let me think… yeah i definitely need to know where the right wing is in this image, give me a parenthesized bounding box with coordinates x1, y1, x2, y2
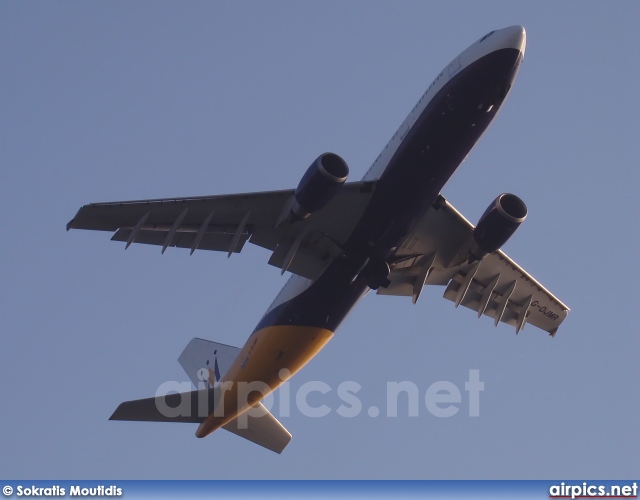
(67, 181, 376, 281)
(378, 195, 569, 336)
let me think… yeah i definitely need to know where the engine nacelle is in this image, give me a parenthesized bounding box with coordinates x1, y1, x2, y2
(291, 153, 349, 219)
(470, 193, 527, 261)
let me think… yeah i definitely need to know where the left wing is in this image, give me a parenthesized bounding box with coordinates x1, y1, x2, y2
(378, 195, 569, 336)
(67, 181, 376, 281)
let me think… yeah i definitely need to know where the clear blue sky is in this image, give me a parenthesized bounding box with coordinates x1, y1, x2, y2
(1, 2, 638, 479)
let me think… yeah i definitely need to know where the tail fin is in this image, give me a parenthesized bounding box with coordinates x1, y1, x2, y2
(178, 337, 240, 388)
(110, 337, 292, 454)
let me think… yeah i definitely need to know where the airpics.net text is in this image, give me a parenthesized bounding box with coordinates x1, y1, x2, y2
(154, 369, 485, 428)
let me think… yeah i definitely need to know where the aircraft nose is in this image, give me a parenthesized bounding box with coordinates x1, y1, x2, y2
(497, 25, 526, 55)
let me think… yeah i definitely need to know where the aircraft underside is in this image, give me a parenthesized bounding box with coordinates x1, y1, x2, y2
(69, 26, 568, 452)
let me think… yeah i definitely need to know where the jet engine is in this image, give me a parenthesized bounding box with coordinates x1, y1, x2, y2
(291, 153, 349, 219)
(469, 193, 527, 261)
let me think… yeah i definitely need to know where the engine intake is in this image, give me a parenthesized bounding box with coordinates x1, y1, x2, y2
(470, 193, 527, 261)
(291, 153, 349, 219)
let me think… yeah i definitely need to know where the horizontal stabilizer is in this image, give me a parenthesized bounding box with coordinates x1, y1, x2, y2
(110, 336, 293, 453)
(177, 337, 292, 452)
(222, 403, 292, 454)
(110, 388, 291, 453)
(110, 388, 216, 424)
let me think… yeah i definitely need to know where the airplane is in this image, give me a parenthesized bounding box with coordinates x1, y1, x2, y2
(67, 25, 569, 453)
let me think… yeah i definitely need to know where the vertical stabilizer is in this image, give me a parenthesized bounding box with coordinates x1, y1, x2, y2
(178, 337, 240, 388)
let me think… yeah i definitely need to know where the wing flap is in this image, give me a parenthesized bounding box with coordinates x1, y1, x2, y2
(110, 227, 249, 254)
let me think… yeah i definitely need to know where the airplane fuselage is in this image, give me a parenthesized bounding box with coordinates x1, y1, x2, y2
(196, 26, 527, 438)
